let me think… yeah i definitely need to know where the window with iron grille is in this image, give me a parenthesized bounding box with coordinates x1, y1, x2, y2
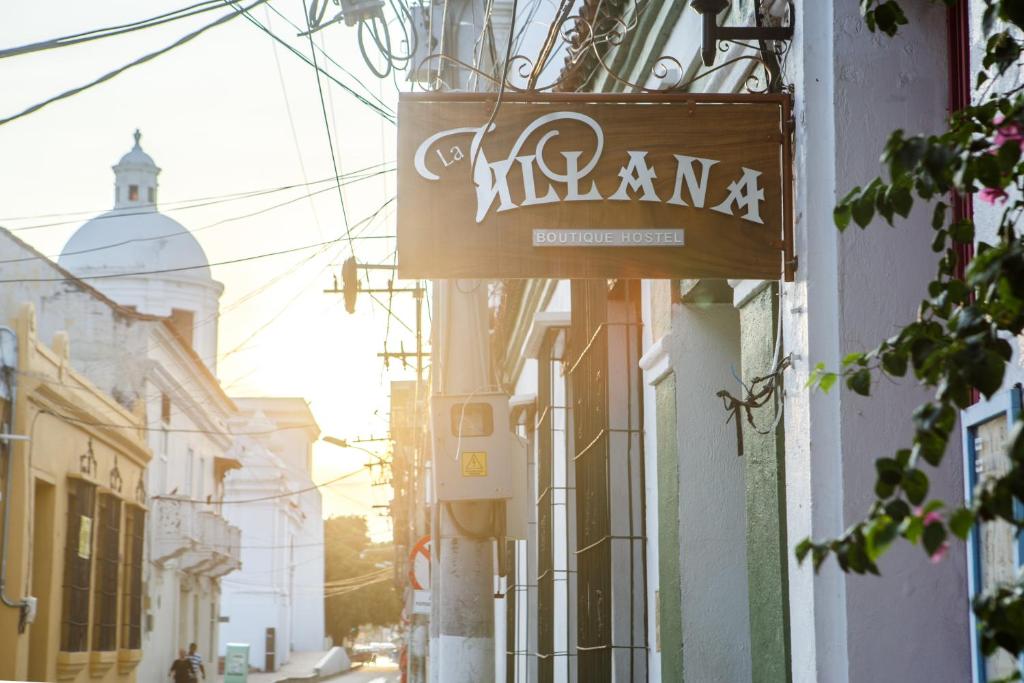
(537, 331, 555, 682)
(61, 478, 96, 652)
(93, 493, 121, 651)
(535, 327, 578, 682)
(505, 538, 517, 683)
(507, 402, 540, 683)
(569, 280, 648, 682)
(552, 343, 577, 683)
(122, 505, 145, 649)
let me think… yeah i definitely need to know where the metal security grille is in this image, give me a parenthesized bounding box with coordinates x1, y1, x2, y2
(537, 331, 555, 683)
(537, 328, 577, 682)
(568, 280, 648, 682)
(505, 538, 517, 683)
(122, 505, 145, 649)
(61, 478, 96, 652)
(93, 493, 121, 651)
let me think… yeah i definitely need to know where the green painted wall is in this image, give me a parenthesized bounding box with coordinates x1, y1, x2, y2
(656, 372, 683, 682)
(739, 284, 792, 683)
(650, 280, 673, 340)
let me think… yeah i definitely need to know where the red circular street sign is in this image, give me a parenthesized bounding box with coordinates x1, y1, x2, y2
(408, 535, 431, 590)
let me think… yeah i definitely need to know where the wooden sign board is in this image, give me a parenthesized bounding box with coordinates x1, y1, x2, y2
(397, 92, 793, 280)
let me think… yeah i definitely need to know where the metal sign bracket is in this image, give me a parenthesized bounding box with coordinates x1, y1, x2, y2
(692, 0, 795, 67)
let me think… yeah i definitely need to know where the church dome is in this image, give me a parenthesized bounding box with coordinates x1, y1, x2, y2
(59, 210, 213, 281)
(57, 131, 224, 372)
(58, 130, 217, 285)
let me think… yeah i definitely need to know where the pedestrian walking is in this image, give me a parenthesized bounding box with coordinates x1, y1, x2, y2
(169, 649, 195, 683)
(187, 642, 206, 680)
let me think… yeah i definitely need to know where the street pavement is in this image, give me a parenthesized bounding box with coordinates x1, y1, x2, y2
(323, 658, 400, 683)
(213, 651, 399, 683)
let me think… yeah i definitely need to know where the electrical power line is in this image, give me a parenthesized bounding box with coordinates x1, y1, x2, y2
(28, 405, 317, 437)
(302, 1, 357, 261)
(323, 575, 392, 599)
(1, 162, 393, 232)
(217, 197, 395, 362)
(0, 170, 394, 267)
(218, 243, 345, 361)
(265, 3, 394, 116)
(153, 464, 368, 504)
(1, 198, 397, 416)
(0, 0, 269, 127)
(229, 4, 396, 122)
(0, 227, 392, 284)
(0, 1, 250, 60)
(265, 5, 326, 241)
(323, 567, 392, 587)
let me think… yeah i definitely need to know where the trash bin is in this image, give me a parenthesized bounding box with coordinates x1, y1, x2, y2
(224, 643, 250, 683)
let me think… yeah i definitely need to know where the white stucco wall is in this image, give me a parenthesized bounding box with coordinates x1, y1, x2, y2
(138, 335, 234, 683)
(668, 304, 751, 683)
(638, 280, 662, 683)
(783, 3, 971, 682)
(220, 496, 289, 670)
(0, 230, 150, 406)
(87, 275, 222, 372)
(219, 409, 322, 670)
(290, 488, 326, 652)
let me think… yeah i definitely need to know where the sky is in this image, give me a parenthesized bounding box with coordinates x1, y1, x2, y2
(0, 1, 416, 541)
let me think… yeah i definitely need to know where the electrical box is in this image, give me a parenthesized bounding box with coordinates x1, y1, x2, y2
(339, 0, 384, 26)
(23, 596, 37, 625)
(431, 393, 516, 501)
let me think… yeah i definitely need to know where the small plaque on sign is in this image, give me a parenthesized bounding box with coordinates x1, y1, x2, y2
(413, 590, 432, 615)
(533, 228, 684, 247)
(461, 451, 487, 477)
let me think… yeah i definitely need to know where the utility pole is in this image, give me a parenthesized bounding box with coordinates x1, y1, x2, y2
(426, 3, 512, 681)
(325, 260, 431, 682)
(432, 279, 495, 683)
(408, 285, 428, 683)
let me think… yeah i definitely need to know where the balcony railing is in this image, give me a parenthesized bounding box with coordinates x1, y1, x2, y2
(209, 523, 242, 578)
(153, 497, 241, 576)
(152, 496, 198, 565)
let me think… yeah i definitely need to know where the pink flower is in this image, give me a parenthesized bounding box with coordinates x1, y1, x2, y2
(994, 114, 1024, 150)
(979, 186, 1009, 205)
(922, 511, 943, 526)
(929, 541, 950, 564)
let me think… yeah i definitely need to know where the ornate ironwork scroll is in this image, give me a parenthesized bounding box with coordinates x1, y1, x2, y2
(409, 0, 793, 95)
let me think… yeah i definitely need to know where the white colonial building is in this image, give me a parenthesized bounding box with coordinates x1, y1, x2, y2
(54, 131, 243, 682)
(219, 397, 325, 672)
(0, 131, 328, 679)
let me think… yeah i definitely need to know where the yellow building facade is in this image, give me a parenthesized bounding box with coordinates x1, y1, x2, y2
(0, 303, 151, 682)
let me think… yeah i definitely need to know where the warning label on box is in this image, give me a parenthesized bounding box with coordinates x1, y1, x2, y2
(461, 451, 487, 477)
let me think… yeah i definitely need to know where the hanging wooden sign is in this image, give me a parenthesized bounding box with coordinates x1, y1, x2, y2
(397, 92, 793, 280)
